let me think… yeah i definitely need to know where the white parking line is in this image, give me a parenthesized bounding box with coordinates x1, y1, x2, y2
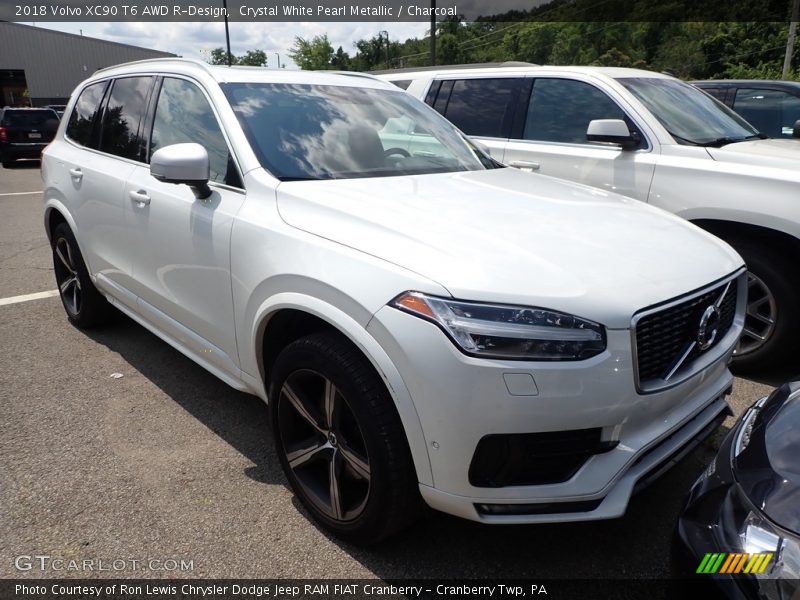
(0, 191, 42, 197)
(0, 290, 59, 307)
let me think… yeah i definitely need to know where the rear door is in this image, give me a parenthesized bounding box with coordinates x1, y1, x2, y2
(123, 75, 246, 372)
(503, 76, 657, 201)
(58, 76, 154, 308)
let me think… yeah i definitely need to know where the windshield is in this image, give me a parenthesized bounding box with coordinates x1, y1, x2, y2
(618, 77, 760, 146)
(223, 83, 490, 180)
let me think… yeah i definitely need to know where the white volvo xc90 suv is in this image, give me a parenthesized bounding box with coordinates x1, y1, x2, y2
(42, 59, 745, 543)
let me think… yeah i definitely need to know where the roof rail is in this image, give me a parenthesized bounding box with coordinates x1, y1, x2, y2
(370, 61, 537, 75)
(327, 71, 383, 81)
(93, 57, 214, 76)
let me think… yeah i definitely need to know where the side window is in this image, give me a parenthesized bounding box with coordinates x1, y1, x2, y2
(441, 78, 520, 138)
(150, 77, 241, 187)
(734, 88, 800, 138)
(99, 76, 153, 161)
(524, 78, 627, 144)
(66, 81, 108, 148)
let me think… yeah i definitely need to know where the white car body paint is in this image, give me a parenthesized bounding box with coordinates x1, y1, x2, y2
(42, 59, 745, 524)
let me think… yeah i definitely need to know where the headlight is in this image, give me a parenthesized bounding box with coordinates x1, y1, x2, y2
(738, 511, 800, 593)
(390, 292, 606, 360)
(733, 396, 769, 457)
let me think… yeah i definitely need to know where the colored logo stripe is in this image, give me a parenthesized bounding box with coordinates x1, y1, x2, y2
(697, 552, 774, 575)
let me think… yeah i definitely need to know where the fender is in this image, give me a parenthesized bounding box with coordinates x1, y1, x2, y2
(248, 292, 434, 487)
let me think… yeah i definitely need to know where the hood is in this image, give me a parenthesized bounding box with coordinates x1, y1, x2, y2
(736, 382, 800, 535)
(706, 138, 800, 170)
(276, 168, 743, 328)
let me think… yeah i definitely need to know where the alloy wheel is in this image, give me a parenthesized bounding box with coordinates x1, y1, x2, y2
(278, 369, 371, 522)
(735, 271, 777, 357)
(54, 237, 82, 316)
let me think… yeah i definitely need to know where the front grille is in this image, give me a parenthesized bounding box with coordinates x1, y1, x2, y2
(635, 277, 738, 388)
(469, 428, 618, 488)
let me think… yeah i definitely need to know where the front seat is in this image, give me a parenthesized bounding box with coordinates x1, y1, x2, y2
(347, 125, 385, 170)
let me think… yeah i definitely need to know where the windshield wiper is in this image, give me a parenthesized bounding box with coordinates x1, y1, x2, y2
(697, 133, 767, 147)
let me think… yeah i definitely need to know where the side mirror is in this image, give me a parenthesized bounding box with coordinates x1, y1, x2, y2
(793, 119, 800, 139)
(587, 119, 639, 149)
(150, 142, 212, 199)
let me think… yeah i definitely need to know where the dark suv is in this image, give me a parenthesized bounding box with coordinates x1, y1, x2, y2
(0, 107, 60, 167)
(692, 80, 800, 139)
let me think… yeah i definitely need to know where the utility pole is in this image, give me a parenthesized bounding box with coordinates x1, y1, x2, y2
(783, 0, 799, 79)
(274, 52, 281, 68)
(380, 30, 389, 68)
(430, 0, 436, 66)
(222, 0, 232, 66)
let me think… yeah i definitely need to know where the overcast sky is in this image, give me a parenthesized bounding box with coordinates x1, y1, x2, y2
(26, 22, 432, 68)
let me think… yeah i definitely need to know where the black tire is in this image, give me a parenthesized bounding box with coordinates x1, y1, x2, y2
(269, 332, 421, 544)
(51, 222, 115, 328)
(728, 241, 800, 372)
(2, 160, 13, 168)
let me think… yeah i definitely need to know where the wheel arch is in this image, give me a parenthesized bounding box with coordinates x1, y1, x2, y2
(690, 219, 800, 260)
(252, 293, 433, 486)
(43, 201, 75, 242)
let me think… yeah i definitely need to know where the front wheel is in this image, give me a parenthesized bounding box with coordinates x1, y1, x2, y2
(729, 242, 800, 372)
(269, 332, 421, 544)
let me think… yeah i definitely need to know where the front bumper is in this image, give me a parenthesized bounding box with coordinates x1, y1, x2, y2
(367, 304, 737, 524)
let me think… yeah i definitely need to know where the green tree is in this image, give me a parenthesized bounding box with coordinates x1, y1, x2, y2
(289, 35, 335, 70)
(239, 50, 268, 66)
(209, 47, 237, 65)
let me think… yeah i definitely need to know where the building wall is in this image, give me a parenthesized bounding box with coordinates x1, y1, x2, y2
(0, 22, 175, 105)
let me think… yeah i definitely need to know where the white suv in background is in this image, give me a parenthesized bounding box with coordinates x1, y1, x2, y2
(382, 65, 800, 371)
(43, 59, 744, 543)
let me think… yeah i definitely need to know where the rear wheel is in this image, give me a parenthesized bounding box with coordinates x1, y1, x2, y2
(51, 222, 114, 328)
(269, 332, 420, 544)
(729, 242, 800, 372)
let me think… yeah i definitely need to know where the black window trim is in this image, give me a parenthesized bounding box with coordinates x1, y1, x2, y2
(520, 75, 652, 152)
(63, 72, 246, 192)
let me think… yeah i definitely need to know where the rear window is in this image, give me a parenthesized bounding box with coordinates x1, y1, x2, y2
(3, 109, 58, 128)
(438, 78, 522, 138)
(66, 81, 108, 147)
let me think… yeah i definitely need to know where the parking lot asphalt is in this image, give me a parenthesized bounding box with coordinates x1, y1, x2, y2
(0, 162, 788, 583)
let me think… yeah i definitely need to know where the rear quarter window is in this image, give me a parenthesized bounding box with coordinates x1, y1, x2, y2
(66, 81, 109, 147)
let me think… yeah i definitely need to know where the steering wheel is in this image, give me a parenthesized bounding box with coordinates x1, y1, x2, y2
(383, 147, 411, 158)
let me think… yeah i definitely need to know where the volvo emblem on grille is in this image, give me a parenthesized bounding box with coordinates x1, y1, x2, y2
(697, 305, 721, 350)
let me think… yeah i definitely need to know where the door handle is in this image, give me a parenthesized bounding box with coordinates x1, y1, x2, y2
(129, 189, 151, 206)
(508, 160, 541, 171)
(68, 167, 83, 180)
